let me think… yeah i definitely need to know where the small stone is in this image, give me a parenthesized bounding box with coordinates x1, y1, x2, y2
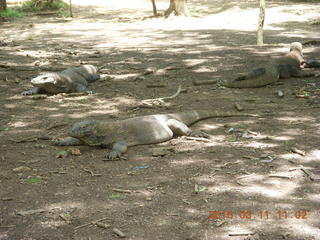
(56, 150, 69, 158)
(69, 148, 81, 156)
(277, 90, 284, 97)
(234, 102, 243, 111)
(13, 166, 32, 173)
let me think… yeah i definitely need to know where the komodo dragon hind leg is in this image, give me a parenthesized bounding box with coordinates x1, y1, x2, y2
(106, 140, 128, 160)
(235, 68, 266, 81)
(75, 84, 95, 94)
(53, 137, 83, 146)
(167, 119, 209, 138)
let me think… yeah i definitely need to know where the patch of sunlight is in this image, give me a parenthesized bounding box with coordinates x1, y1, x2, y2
(135, 190, 153, 197)
(0, 233, 8, 239)
(183, 59, 208, 67)
(280, 129, 304, 136)
(242, 182, 297, 199)
(112, 73, 140, 80)
(119, 4, 319, 32)
(71, 0, 166, 10)
(192, 66, 217, 73)
(4, 103, 20, 109)
(14, 50, 56, 58)
(226, 226, 254, 234)
(170, 157, 215, 167)
(5, 129, 42, 134)
(47, 201, 83, 210)
(280, 153, 302, 161)
(208, 174, 298, 199)
(154, 216, 173, 226)
(185, 221, 201, 228)
(9, 121, 33, 128)
(271, 136, 294, 141)
(241, 141, 278, 149)
(290, 222, 320, 237)
(308, 150, 320, 161)
(195, 175, 234, 184)
(199, 124, 222, 131)
(34, 107, 60, 111)
(306, 193, 320, 203)
(282, 150, 320, 163)
(276, 116, 314, 122)
(41, 220, 65, 228)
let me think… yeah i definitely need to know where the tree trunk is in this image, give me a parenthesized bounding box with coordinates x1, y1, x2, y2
(164, 0, 190, 18)
(69, 0, 73, 17)
(0, 0, 7, 11)
(257, 0, 265, 46)
(151, 0, 157, 16)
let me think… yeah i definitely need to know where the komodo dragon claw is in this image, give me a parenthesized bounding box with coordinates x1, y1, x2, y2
(106, 140, 128, 160)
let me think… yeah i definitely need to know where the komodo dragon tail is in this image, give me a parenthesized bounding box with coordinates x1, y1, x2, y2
(169, 110, 258, 126)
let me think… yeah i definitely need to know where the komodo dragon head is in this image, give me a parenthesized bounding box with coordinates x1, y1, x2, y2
(31, 73, 69, 93)
(69, 120, 109, 146)
(290, 42, 303, 55)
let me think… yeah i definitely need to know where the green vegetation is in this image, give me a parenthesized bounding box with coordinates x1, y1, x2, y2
(21, 0, 69, 12)
(0, 8, 21, 18)
(27, 177, 41, 184)
(0, 0, 70, 20)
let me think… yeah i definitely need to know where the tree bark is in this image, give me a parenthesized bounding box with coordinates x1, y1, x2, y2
(257, 0, 265, 46)
(150, 0, 157, 16)
(69, 0, 73, 17)
(0, 0, 7, 11)
(164, 0, 190, 18)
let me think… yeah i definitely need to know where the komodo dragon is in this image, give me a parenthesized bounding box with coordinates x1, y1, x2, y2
(54, 110, 256, 160)
(21, 65, 101, 95)
(223, 42, 317, 88)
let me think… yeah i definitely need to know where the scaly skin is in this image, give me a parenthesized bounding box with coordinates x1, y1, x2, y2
(223, 42, 317, 88)
(21, 65, 100, 95)
(54, 110, 257, 160)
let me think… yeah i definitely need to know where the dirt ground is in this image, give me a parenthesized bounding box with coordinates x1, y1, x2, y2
(1, 0, 320, 239)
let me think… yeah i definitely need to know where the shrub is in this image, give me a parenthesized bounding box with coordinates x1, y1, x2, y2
(21, 0, 69, 12)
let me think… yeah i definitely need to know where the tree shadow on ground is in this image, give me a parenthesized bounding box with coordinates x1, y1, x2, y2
(1, 2, 320, 239)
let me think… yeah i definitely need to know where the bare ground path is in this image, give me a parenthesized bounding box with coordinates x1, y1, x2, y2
(1, 0, 320, 239)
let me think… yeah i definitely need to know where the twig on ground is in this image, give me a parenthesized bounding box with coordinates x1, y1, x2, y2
(268, 174, 292, 179)
(184, 136, 211, 142)
(113, 188, 132, 194)
(0, 225, 15, 228)
(83, 168, 102, 177)
(112, 228, 126, 238)
(228, 231, 255, 236)
(142, 85, 181, 105)
(291, 147, 306, 156)
(74, 217, 110, 230)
